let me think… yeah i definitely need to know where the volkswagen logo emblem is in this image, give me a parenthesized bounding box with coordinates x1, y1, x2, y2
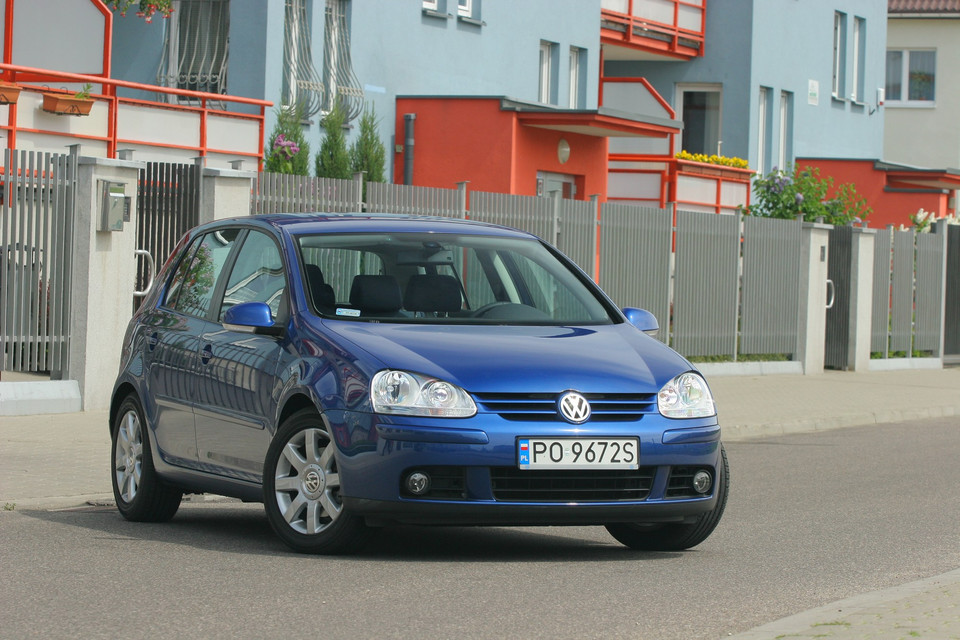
(557, 391, 591, 424)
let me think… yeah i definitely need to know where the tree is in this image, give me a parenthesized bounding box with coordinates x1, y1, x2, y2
(315, 102, 352, 180)
(350, 106, 386, 187)
(264, 106, 311, 176)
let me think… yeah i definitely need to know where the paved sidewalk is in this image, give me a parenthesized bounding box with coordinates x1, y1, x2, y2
(1, 367, 959, 638)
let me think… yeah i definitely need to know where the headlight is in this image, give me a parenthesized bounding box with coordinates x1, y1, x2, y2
(370, 370, 477, 418)
(657, 372, 716, 418)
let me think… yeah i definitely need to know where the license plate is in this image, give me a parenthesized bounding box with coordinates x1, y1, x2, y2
(517, 437, 639, 470)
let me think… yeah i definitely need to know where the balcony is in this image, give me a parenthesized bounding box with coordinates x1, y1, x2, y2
(601, 0, 706, 61)
(1, 64, 269, 170)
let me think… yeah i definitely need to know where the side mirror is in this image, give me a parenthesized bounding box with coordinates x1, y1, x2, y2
(623, 307, 659, 337)
(223, 301, 283, 337)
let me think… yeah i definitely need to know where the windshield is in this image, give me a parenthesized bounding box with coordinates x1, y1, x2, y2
(295, 232, 614, 325)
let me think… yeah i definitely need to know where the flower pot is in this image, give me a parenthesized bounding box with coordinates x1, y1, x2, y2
(42, 93, 93, 116)
(0, 82, 22, 105)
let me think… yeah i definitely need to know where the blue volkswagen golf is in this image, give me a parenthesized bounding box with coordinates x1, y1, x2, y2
(110, 213, 728, 554)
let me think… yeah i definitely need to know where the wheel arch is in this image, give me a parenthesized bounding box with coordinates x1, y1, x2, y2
(110, 382, 139, 435)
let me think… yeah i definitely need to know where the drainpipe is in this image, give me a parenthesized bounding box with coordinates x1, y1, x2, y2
(403, 113, 416, 185)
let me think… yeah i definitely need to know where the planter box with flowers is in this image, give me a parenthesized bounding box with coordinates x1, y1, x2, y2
(0, 81, 22, 105)
(675, 151, 752, 181)
(42, 84, 94, 116)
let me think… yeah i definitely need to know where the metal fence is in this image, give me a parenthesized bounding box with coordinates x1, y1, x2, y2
(135, 162, 201, 310)
(1, 148, 76, 375)
(945, 225, 960, 363)
(251, 172, 363, 214)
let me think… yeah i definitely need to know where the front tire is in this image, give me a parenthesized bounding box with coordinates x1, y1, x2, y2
(111, 394, 182, 522)
(606, 444, 729, 551)
(262, 408, 371, 554)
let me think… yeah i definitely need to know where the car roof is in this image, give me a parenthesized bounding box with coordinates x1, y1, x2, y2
(204, 213, 541, 241)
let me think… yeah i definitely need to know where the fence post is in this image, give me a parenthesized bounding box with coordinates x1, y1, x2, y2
(797, 221, 832, 374)
(202, 166, 258, 222)
(66, 153, 143, 410)
(457, 181, 469, 219)
(353, 172, 364, 211)
(847, 227, 876, 371)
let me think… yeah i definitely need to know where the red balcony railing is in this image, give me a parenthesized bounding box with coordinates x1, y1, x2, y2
(601, 0, 706, 60)
(1, 63, 271, 169)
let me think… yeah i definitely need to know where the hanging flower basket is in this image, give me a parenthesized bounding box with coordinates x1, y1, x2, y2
(677, 159, 753, 181)
(42, 93, 94, 116)
(0, 81, 22, 105)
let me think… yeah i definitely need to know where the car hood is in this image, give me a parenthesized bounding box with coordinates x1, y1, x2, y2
(321, 321, 693, 394)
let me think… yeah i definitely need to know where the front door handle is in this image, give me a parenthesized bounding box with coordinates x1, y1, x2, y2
(200, 344, 213, 365)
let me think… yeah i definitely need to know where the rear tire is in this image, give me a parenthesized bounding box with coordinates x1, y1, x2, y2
(111, 395, 182, 522)
(262, 408, 372, 554)
(606, 444, 729, 551)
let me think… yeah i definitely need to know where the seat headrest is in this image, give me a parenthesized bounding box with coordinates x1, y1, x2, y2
(349, 275, 403, 313)
(404, 274, 462, 313)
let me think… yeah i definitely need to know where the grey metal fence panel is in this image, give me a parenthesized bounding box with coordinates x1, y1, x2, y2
(741, 216, 802, 356)
(597, 203, 671, 338)
(890, 229, 914, 352)
(556, 199, 597, 278)
(945, 225, 960, 358)
(136, 162, 201, 310)
(365, 182, 464, 217)
(914, 231, 944, 353)
(673, 210, 739, 357)
(871, 228, 892, 353)
(1, 148, 75, 375)
(469, 191, 556, 243)
(251, 172, 362, 214)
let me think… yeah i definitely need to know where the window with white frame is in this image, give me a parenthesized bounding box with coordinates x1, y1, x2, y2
(457, 0, 472, 17)
(422, 0, 439, 10)
(850, 17, 865, 102)
(778, 91, 793, 170)
(832, 11, 846, 99)
(886, 49, 936, 104)
(757, 86, 770, 175)
(678, 85, 722, 157)
(539, 41, 557, 105)
(569, 47, 586, 109)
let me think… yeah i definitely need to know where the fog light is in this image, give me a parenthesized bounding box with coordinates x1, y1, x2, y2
(692, 470, 712, 494)
(406, 471, 431, 496)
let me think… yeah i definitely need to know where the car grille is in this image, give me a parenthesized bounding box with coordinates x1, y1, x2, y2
(490, 467, 656, 502)
(473, 392, 657, 422)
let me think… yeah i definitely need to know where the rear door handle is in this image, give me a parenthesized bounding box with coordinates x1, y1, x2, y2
(200, 344, 213, 365)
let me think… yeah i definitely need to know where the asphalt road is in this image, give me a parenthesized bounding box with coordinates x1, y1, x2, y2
(2, 418, 959, 640)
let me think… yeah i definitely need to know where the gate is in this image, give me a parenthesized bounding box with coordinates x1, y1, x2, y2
(135, 162, 201, 308)
(0, 148, 77, 376)
(824, 225, 853, 369)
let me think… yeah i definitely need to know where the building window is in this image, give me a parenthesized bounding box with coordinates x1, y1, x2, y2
(886, 49, 936, 104)
(539, 41, 557, 105)
(851, 17, 865, 102)
(569, 47, 586, 109)
(757, 86, 770, 175)
(778, 91, 793, 170)
(457, 0, 472, 17)
(157, 0, 230, 101)
(678, 85, 722, 157)
(422, 0, 439, 10)
(832, 11, 846, 99)
(282, 0, 325, 117)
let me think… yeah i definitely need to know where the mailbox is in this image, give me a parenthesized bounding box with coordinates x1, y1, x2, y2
(99, 181, 130, 232)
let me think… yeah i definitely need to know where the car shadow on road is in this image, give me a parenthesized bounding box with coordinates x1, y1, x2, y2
(19, 502, 687, 563)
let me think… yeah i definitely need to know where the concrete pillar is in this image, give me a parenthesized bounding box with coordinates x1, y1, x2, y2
(847, 228, 876, 371)
(200, 167, 257, 223)
(67, 156, 143, 410)
(798, 222, 831, 374)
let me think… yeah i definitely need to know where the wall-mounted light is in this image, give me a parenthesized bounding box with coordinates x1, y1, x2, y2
(558, 138, 570, 164)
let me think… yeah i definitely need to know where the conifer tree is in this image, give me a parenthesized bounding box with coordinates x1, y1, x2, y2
(315, 101, 352, 179)
(350, 106, 386, 188)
